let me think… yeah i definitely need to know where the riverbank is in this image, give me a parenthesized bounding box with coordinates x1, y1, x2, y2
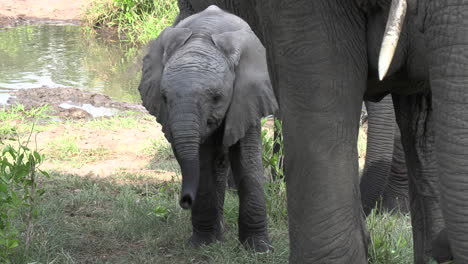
(0, 0, 86, 27)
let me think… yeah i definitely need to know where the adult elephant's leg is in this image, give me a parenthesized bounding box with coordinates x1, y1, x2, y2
(392, 92, 445, 263)
(426, 1, 468, 262)
(229, 122, 271, 252)
(360, 95, 397, 215)
(189, 140, 224, 246)
(381, 129, 409, 214)
(257, 1, 368, 262)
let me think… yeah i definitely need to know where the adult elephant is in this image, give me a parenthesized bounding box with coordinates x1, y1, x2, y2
(228, 96, 411, 217)
(360, 95, 409, 216)
(175, 0, 468, 263)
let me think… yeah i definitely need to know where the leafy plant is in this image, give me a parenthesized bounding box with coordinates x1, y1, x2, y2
(261, 117, 284, 181)
(0, 126, 49, 262)
(83, 0, 178, 44)
(114, 0, 159, 17)
(151, 204, 171, 220)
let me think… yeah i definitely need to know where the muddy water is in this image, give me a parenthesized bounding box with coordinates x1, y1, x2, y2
(0, 25, 143, 104)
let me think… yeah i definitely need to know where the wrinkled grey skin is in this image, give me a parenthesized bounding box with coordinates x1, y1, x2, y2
(360, 95, 409, 216)
(138, 6, 277, 252)
(228, 97, 411, 217)
(177, 0, 468, 263)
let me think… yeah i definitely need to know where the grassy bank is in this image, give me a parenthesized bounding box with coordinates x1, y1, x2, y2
(1, 105, 414, 263)
(83, 0, 178, 44)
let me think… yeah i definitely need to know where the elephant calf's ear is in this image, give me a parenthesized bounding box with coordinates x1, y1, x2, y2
(212, 30, 278, 146)
(138, 26, 192, 141)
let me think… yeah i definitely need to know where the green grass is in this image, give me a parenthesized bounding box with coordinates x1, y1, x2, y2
(5, 171, 414, 264)
(1, 106, 153, 136)
(0, 104, 50, 121)
(1, 106, 417, 263)
(147, 154, 180, 174)
(7, 172, 289, 263)
(69, 111, 153, 130)
(83, 0, 179, 44)
(143, 137, 173, 156)
(367, 210, 413, 263)
(144, 137, 180, 173)
(46, 135, 81, 158)
(46, 135, 112, 168)
(0, 104, 55, 139)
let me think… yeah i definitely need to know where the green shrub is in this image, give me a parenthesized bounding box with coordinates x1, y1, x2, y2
(0, 127, 49, 262)
(83, 0, 179, 44)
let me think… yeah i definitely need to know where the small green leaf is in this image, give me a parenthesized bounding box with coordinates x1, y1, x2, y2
(38, 169, 50, 178)
(153, 204, 170, 219)
(7, 239, 19, 249)
(33, 151, 41, 163)
(0, 183, 7, 194)
(21, 146, 30, 151)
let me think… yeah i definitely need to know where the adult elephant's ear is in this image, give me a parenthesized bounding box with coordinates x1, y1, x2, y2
(212, 29, 278, 146)
(138, 26, 192, 141)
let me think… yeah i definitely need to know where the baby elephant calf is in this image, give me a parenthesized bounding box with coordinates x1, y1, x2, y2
(138, 5, 278, 252)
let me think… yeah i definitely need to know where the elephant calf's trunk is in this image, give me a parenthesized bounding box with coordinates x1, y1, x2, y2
(178, 158, 200, 210)
(171, 117, 201, 209)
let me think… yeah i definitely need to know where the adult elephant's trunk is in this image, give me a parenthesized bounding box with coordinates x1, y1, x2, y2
(171, 112, 201, 210)
(426, 1, 468, 262)
(360, 96, 396, 215)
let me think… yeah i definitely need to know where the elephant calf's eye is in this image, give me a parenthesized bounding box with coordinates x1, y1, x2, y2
(213, 94, 221, 103)
(207, 119, 216, 126)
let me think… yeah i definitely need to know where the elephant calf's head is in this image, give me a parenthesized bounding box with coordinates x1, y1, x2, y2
(160, 39, 235, 142)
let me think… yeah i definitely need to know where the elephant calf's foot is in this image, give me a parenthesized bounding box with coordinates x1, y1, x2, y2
(188, 232, 223, 248)
(240, 234, 273, 253)
(431, 229, 453, 263)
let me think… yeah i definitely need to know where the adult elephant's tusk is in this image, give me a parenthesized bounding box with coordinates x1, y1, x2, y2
(378, 0, 407, 80)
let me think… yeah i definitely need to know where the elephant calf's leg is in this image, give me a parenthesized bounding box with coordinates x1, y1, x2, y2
(213, 154, 229, 233)
(393, 92, 447, 263)
(229, 123, 271, 252)
(189, 142, 225, 247)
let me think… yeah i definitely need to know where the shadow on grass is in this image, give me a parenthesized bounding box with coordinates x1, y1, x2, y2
(8, 169, 414, 264)
(10, 171, 289, 264)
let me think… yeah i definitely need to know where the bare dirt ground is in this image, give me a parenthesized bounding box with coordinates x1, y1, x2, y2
(37, 120, 176, 181)
(0, 0, 87, 27)
(3, 87, 176, 181)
